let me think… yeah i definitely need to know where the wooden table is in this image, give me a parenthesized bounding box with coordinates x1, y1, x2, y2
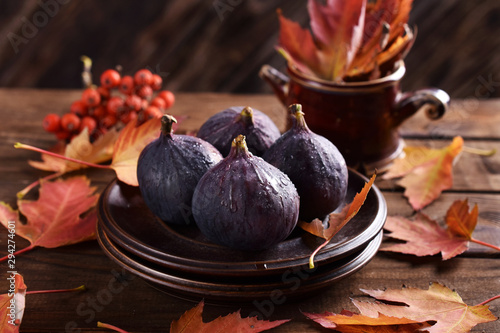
(1, 89, 499, 332)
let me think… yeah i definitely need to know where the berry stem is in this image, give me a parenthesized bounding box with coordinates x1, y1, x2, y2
(97, 322, 130, 333)
(26, 285, 85, 295)
(17, 172, 62, 199)
(470, 237, 500, 252)
(477, 294, 500, 306)
(14, 142, 112, 170)
(0, 244, 36, 263)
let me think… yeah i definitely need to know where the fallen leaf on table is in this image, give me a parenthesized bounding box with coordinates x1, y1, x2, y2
(383, 136, 464, 210)
(353, 283, 497, 333)
(170, 300, 289, 333)
(0, 273, 26, 333)
(0, 176, 98, 260)
(28, 127, 119, 173)
(304, 309, 429, 332)
(380, 199, 489, 260)
(302, 173, 376, 268)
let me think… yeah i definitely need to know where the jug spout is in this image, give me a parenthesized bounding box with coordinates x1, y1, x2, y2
(259, 65, 289, 106)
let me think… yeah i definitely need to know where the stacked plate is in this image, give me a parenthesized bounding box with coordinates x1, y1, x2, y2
(96, 169, 387, 303)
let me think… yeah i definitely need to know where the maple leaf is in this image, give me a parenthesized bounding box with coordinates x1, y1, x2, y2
(383, 136, 464, 210)
(0, 176, 98, 260)
(381, 199, 500, 259)
(170, 300, 289, 333)
(0, 273, 26, 333)
(304, 310, 429, 332)
(302, 173, 376, 268)
(277, 0, 366, 81)
(353, 283, 497, 333)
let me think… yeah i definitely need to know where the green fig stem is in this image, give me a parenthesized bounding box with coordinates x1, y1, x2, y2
(14, 143, 111, 170)
(289, 104, 309, 131)
(0, 244, 36, 263)
(231, 134, 250, 156)
(477, 294, 500, 306)
(26, 285, 86, 295)
(97, 322, 130, 333)
(470, 237, 500, 252)
(161, 115, 177, 136)
(239, 106, 255, 126)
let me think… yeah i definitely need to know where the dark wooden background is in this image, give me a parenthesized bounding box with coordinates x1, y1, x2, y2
(1, 0, 500, 98)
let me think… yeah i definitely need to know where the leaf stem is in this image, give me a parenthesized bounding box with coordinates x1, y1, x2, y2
(0, 244, 36, 263)
(462, 146, 496, 157)
(14, 142, 111, 170)
(477, 294, 500, 306)
(470, 238, 500, 252)
(97, 322, 130, 333)
(17, 172, 62, 199)
(26, 285, 85, 295)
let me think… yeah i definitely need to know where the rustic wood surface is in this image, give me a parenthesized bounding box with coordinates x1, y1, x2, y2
(0, 89, 499, 332)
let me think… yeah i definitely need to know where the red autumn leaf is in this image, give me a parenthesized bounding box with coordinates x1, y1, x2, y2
(0, 273, 26, 333)
(353, 283, 497, 333)
(382, 136, 464, 210)
(304, 310, 429, 332)
(277, 0, 366, 81)
(0, 176, 98, 260)
(170, 300, 289, 333)
(303, 173, 376, 268)
(381, 199, 493, 260)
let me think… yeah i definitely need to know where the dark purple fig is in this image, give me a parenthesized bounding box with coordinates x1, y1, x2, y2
(137, 115, 222, 225)
(263, 104, 348, 222)
(192, 135, 299, 251)
(196, 106, 281, 157)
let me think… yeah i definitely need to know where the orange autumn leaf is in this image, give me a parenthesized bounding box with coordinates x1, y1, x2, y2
(28, 127, 119, 173)
(108, 117, 161, 186)
(304, 310, 429, 332)
(353, 283, 497, 333)
(303, 173, 376, 268)
(0, 176, 98, 259)
(383, 136, 464, 210)
(0, 273, 26, 333)
(381, 199, 482, 259)
(170, 301, 289, 333)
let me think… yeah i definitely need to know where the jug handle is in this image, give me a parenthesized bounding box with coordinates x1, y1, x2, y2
(393, 88, 450, 127)
(259, 65, 289, 106)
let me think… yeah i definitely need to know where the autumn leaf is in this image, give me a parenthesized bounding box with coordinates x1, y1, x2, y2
(381, 199, 500, 259)
(383, 136, 464, 210)
(0, 273, 26, 333)
(303, 173, 376, 268)
(28, 127, 119, 173)
(169, 300, 289, 333)
(304, 310, 429, 332)
(353, 283, 497, 333)
(0, 176, 98, 260)
(109, 117, 161, 186)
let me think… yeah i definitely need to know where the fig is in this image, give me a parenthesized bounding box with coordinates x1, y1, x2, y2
(192, 135, 300, 251)
(263, 104, 348, 222)
(196, 106, 281, 157)
(137, 114, 223, 224)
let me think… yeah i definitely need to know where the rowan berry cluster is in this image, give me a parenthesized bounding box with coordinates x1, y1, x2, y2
(42, 68, 175, 141)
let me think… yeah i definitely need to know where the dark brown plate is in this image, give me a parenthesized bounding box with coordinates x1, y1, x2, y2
(97, 168, 386, 277)
(97, 223, 383, 303)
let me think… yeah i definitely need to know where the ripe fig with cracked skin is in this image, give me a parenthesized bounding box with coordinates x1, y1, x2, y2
(192, 135, 300, 251)
(137, 114, 222, 224)
(263, 104, 348, 222)
(197, 106, 281, 157)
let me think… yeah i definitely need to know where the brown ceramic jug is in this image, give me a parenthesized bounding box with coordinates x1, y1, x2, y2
(260, 61, 449, 172)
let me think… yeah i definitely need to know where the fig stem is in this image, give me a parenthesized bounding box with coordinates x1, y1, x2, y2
(288, 104, 309, 131)
(161, 115, 177, 136)
(239, 106, 255, 126)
